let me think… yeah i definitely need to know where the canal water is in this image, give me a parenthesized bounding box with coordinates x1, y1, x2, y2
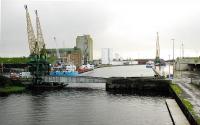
(81, 65, 155, 78)
(0, 65, 173, 125)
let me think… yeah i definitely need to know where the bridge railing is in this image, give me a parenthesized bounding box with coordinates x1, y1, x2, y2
(42, 76, 107, 83)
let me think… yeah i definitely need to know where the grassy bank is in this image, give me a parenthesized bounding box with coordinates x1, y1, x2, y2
(0, 75, 26, 95)
(0, 56, 56, 64)
(170, 84, 200, 124)
(0, 57, 30, 64)
(0, 86, 25, 94)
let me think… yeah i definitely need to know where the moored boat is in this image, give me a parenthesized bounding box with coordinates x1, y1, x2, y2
(77, 64, 94, 74)
(146, 61, 154, 68)
(50, 64, 79, 77)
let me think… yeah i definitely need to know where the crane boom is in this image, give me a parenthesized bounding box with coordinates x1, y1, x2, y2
(35, 10, 45, 52)
(24, 5, 39, 55)
(53, 37, 61, 59)
(155, 32, 160, 65)
(24, 5, 49, 86)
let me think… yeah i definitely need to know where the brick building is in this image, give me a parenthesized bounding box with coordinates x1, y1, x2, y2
(46, 47, 82, 67)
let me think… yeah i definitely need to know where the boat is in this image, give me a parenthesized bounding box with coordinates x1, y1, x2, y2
(77, 64, 94, 73)
(146, 61, 154, 68)
(50, 64, 79, 77)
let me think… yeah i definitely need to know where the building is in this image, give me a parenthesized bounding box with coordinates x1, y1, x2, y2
(76, 35, 93, 64)
(46, 47, 82, 67)
(101, 48, 113, 64)
(175, 57, 200, 71)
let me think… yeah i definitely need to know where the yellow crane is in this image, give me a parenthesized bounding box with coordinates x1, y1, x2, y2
(24, 5, 49, 85)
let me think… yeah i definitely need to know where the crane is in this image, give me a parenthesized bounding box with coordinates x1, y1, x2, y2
(24, 5, 49, 85)
(53, 37, 61, 59)
(35, 10, 45, 52)
(155, 32, 160, 65)
(24, 5, 39, 55)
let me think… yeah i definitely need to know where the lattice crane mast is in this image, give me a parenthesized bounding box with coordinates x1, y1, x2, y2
(155, 32, 160, 65)
(53, 37, 61, 59)
(24, 5, 39, 55)
(24, 5, 49, 85)
(35, 10, 45, 52)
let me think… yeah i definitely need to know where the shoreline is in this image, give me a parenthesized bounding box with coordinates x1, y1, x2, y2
(0, 86, 26, 95)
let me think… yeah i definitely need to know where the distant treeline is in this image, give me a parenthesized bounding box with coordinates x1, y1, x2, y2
(0, 57, 30, 64)
(0, 56, 56, 64)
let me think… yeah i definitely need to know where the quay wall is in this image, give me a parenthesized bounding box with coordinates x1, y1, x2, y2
(170, 85, 200, 125)
(106, 77, 171, 93)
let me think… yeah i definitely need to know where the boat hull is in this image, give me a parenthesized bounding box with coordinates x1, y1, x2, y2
(50, 71, 79, 77)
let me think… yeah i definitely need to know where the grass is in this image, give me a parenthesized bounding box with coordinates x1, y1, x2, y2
(170, 83, 200, 125)
(0, 86, 25, 94)
(0, 56, 56, 64)
(182, 99, 194, 112)
(0, 57, 30, 64)
(170, 84, 182, 95)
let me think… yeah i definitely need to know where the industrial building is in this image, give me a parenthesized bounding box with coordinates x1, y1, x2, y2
(101, 48, 113, 64)
(76, 35, 93, 64)
(46, 48, 82, 67)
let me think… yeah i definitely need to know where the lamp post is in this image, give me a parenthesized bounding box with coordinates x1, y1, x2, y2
(171, 39, 175, 78)
(182, 42, 184, 58)
(169, 55, 171, 79)
(172, 39, 175, 61)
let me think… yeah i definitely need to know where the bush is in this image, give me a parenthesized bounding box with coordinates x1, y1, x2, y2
(0, 75, 12, 87)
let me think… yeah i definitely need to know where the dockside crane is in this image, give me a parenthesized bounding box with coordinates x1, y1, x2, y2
(24, 5, 49, 85)
(24, 5, 39, 55)
(35, 10, 45, 52)
(155, 32, 160, 65)
(53, 37, 61, 59)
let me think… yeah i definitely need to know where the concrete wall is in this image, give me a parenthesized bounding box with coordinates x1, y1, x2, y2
(175, 63, 189, 71)
(175, 57, 200, 71)
(106, 77, 171, 94)
(169, 86, 199, 125)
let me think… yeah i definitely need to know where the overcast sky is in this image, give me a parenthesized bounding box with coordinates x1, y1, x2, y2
(1, 0, 200, 59)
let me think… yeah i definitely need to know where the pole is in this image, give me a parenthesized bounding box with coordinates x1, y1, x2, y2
(172, 39, 175, 77)
(180, 43, 182, 59)
(169, 55, 170, 79)
(172, 39, 175, 61)
(180, 42, 182, 77)
(182, 42, 184, 58)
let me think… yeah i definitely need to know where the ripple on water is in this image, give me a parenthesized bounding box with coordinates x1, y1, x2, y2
(0, 89, 172, 125)
(0, 65, 173, 125)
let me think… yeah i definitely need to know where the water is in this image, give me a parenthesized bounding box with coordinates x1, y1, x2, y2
(81, 65, 155, 78)
(0, 65, 173, 125)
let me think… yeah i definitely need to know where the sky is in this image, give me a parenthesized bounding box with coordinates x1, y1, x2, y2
(1, 0, 200, 60)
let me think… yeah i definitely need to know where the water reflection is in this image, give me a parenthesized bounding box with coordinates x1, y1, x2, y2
(27, 94, 49, 125)
(0, 89, 173, 125)
(0, 65, 173, 125)
(81, 65, 155, 78)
